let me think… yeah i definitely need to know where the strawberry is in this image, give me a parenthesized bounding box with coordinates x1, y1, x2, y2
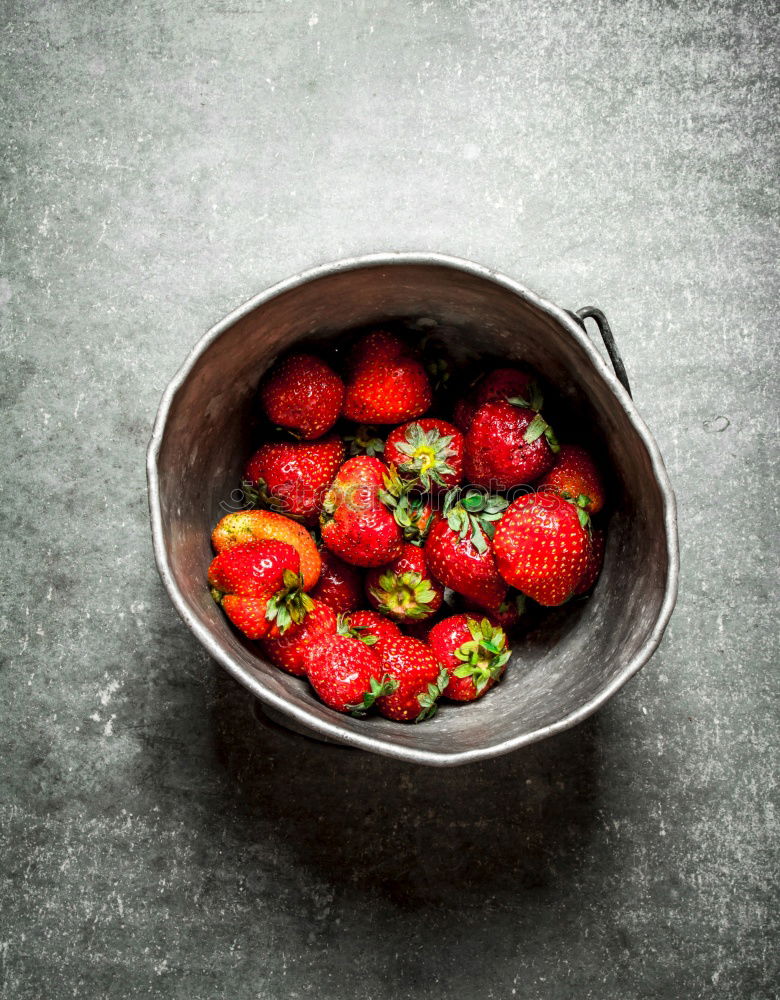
(427, 614, 511, 701)
(211, 510, 321, 590)
(378, 466, 440, 545)
(341, 611, 402, 655)
(375, 636, 449, 722)
(320, 456, 402, 567)
(464, 592, 526, 631)
(464, 399, 558, 490)
(453, 367, 541, 433)
(243, 434, 345, 525)
(573, 528, 605, 595)
(344, 425, 385, 457)
(309, 549, 364, 613)
(259, 353, 344, 439)
(303, 634, 396, 715)
(537, 444, 605, 514)
(365, 543, 444, 622)
(424, 489, 508, 609)
(259, 599, 336, 675)
(384, 418, 464, 492)
(208, 541, 313, 639)
(493, 492, 590, 606)
(342, 331, 432, 424)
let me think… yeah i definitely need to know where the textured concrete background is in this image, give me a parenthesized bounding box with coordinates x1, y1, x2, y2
(1, 1, 777, 997)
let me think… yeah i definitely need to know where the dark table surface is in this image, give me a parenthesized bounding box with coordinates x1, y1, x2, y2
(1, 2, 777, 997)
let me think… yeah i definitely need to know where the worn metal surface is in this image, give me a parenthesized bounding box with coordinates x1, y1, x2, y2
(148, 254, 679, 765)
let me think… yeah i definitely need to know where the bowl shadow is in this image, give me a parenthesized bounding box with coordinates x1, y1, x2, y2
(207, 664, 604, 911)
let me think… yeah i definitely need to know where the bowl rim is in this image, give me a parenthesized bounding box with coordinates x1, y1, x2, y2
(147, 251, 680, 766)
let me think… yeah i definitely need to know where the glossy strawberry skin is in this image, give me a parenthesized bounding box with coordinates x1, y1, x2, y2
(208, 540, 299, 598)
(260, 600, 337, 676)
(365, 543, 444, 622)
(219, 596, 277, 640)
(424, 519, 507, 609)
(376, 636, 447, 722)
(427, 614, 510, 702)
(304, 634, 386, 713)
(493, 492, 590, 606)
(464, 400, 556, 490)
(573, 528, 605, 595)
(260, 353, 344, 439)
(321, 503, 402, 568)
(309, 549, 364, 613)
(244, 435, 345, 525)
(537, 444, 605, 514)
(211, 510, 321, 590)
(320, 456, 402, 567)
(342, 331, 432, 424)
(208, 541, 301, 640)
(344, 610, 402, 655)
(384, 418, 464, 492)
(454, 368, 537, 433)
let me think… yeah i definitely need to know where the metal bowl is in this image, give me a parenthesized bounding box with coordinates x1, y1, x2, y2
(147, 253, 679, 766)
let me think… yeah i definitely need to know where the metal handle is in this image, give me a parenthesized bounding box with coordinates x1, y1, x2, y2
(569, 306, 632, 398)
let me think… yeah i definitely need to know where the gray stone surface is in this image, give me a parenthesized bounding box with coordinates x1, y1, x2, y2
(0, 1, 777, 997)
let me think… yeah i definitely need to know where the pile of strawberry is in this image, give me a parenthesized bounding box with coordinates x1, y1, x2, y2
(207, 330, 606, 723)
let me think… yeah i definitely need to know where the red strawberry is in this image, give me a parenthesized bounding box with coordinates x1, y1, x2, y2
(243, 434, 345, 525)
(464, 592, 526, 631)
(454, 367, 541, 433)
(427, 614, 511, 701)
(493, 492, 590, 606)
(537, 444, 605, 514)
(342, 331, 432, 424)
(424, 490, 508, 609)
(320, 456, 403, 567)
(303, 634, 396, 715)
(211, 509, 321, 590)
(365, 543, 444, 622)
(378, 466, 440, 545)
(260, 600, 337, 675)
(384, 418, 464, 492)
(260, 353, 344, 439)
(309, 549, 364, 613)
(375, 636, 449, 722)
(208, 540, 313, 639)
(341, 611, 402, 655)
(573, 528, 605, 595)
(464, 399, 558, 490)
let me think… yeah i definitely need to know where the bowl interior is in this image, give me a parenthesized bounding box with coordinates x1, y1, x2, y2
(151, 260, 672, 763)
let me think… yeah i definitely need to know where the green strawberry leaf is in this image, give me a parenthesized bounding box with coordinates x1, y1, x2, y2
(523, 413, 549, 444)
